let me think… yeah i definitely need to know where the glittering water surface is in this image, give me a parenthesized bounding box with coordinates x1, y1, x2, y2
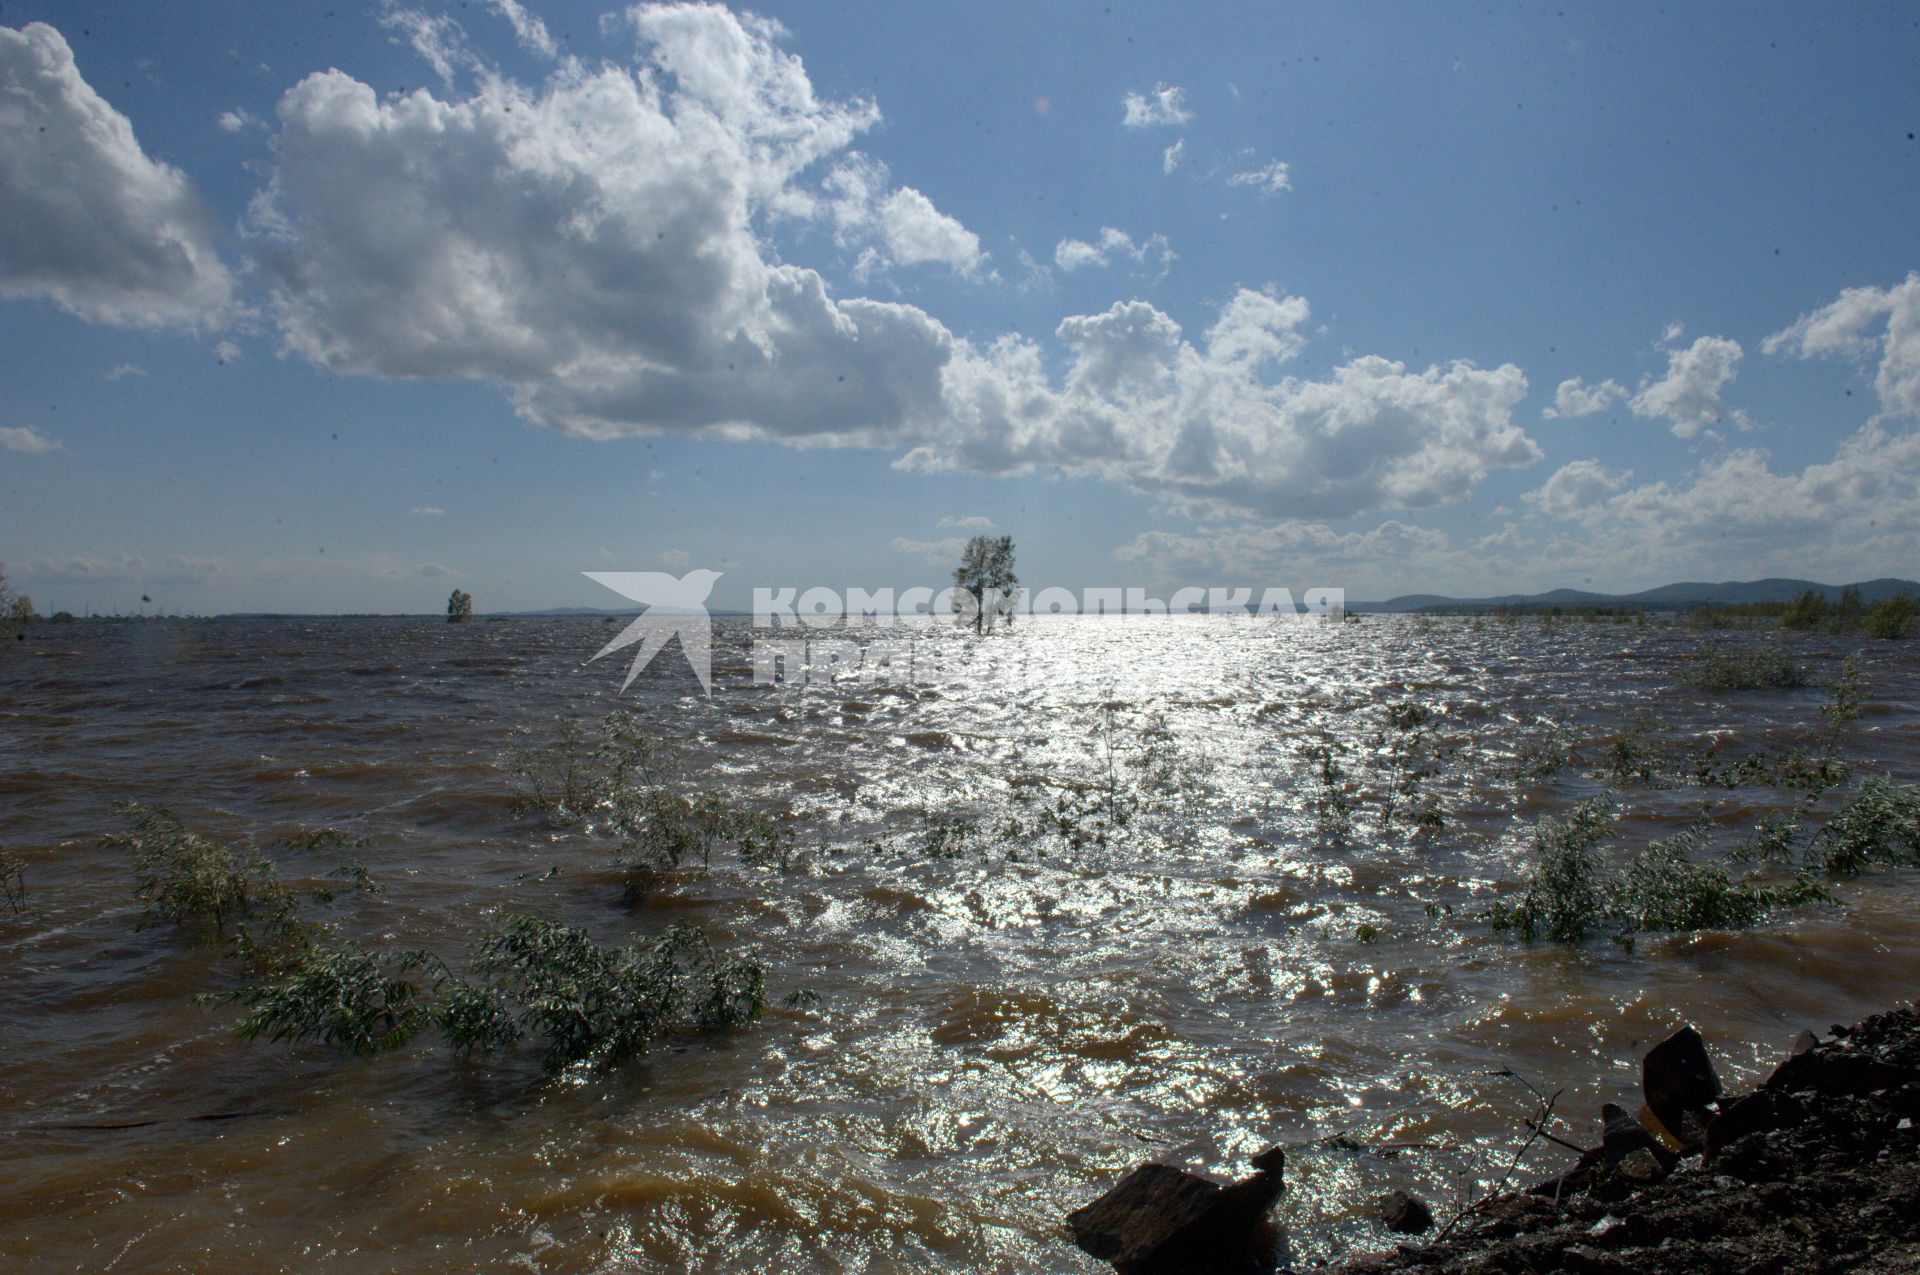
(2, 615, 1917, 1272)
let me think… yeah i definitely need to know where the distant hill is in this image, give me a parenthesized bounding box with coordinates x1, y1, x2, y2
(1360, 577, 1920, 614)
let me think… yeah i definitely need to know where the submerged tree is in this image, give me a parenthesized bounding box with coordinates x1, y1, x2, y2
(952, 534, 1018, 634)
(446, 589, 473, 623)
(0, 564, 26, 639)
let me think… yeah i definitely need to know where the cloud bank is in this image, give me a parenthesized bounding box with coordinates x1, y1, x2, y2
(3, 7, 1541, 527)
(0, 23, 234, 328)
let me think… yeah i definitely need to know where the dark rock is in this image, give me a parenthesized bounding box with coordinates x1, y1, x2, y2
(1766, 1047, 1918, 1099)
(1532, 1106, 1677, 1200)
(1614, 1148, 1665, 1185)
(1601, 1104, 1678, 1178)
(1706, 1090, 1809, 1160)
(1561, 1244, 1632, 1274)
(1790, 1029, 1820, 1057)
(1377, 1189, 1434, 1235)
(1068, 1147, 1287, 1274)
(1326, 1005, 1920, 1275)
(1642, 1026, 1720, 1152)
(1067, 1163, 1221, 1266)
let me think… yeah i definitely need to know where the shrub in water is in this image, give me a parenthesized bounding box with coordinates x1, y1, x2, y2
(1492, 799, 1620, 942)
(1681, 644, 1807, 691)
(0, 845, 25, 913)
(105, 802, 296, 937)
(509, 713, 799, 896)
(1779, 590, 1829, 631)
(1865, 593, 1915, 640)
(224, 942, 430, 1056)
(468, 914, 767, 1071)
(1595, 711, 1666, 788)
(109, 803, 776, 1070)
(1621, 822, 1827, 932)
(1806, 778, 1920, 876)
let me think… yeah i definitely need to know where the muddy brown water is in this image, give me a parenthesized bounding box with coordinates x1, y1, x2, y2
(2, 615, 1917, 1272)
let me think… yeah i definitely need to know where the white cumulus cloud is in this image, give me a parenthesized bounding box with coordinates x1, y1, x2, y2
(1115, 519, 1468, 599)
(1629, 334, 1750, 437)
(1051, 226, 1174, 276)
(0, 424, 59, 452)
(236, 5, 1535, 524)
(890, 535, 967, 563)
(0, 23, 235, 328)
(1524, 458, 1630, 516)
(1122, 83, 1191, 128)
(1764, 272, 1920, 420)
(819, 155, 982, 277)
(874, 186, 983, 274)
(249, 5, 980, 443)
(1162, 139, 1185, 174)
(907, 289, 1538, 520)
(1543, 376, 1625, 418)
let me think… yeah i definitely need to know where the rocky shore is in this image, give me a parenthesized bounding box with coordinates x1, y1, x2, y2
(1068, 1005, 1920, 1273)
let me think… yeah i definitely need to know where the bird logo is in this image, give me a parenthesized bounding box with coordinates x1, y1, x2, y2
(582, 569, 723, 694)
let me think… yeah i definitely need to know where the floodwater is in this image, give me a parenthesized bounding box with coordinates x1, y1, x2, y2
(2, 614, 1917, 1272)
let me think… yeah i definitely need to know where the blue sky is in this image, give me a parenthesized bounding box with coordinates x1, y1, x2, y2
(1, 1, 1916, 614)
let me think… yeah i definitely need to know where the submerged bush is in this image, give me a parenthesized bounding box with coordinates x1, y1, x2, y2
(0, 845, 25, 913)
(105, 802, 296, 937)
(1508, 718, 1575, 783)
(1621, 823, 1827, 932)
(508, 711, 665, 825)
(1865, 593, 1916, 640)
(1783, 588, 1914, 638)
(1303, 742, 1357, 841)
(1819, 654, 1866, 740)
(110, 797, 779, 1072)
(1805, 778, 1920, 876)
(1681, 644, 1807, 691)
(1492, 799, 1620, 942)
(509, 712, 800, 896)
(1374, 699, 1447, 831)
(1691, 740, 1850, 796)
(1494, 802, 1826, 944)
(1736, 810, 1806, 865)
(1779, 590, 1830, 632)
(1595, 711, 1667, 788)
(208, 914, 767, 1069)
(223, 942, 430, 1056)
(611, 789, 798, 887)
(467, 915, 766, 1071)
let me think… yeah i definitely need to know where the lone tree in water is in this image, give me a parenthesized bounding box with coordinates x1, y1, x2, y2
(0, 564, 32, 638)
(952, 535, 1018, 634)
(446, 589, 473, 623)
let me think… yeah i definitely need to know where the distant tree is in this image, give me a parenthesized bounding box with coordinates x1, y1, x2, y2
(951, 535, 1018, 635)
(1836, 584, 1865, 627)
(0, 564, 28, 640)
(1779, 590, 1827, 631)
(447, 589, 474, 623)
(1866, 592, 1915, 640)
